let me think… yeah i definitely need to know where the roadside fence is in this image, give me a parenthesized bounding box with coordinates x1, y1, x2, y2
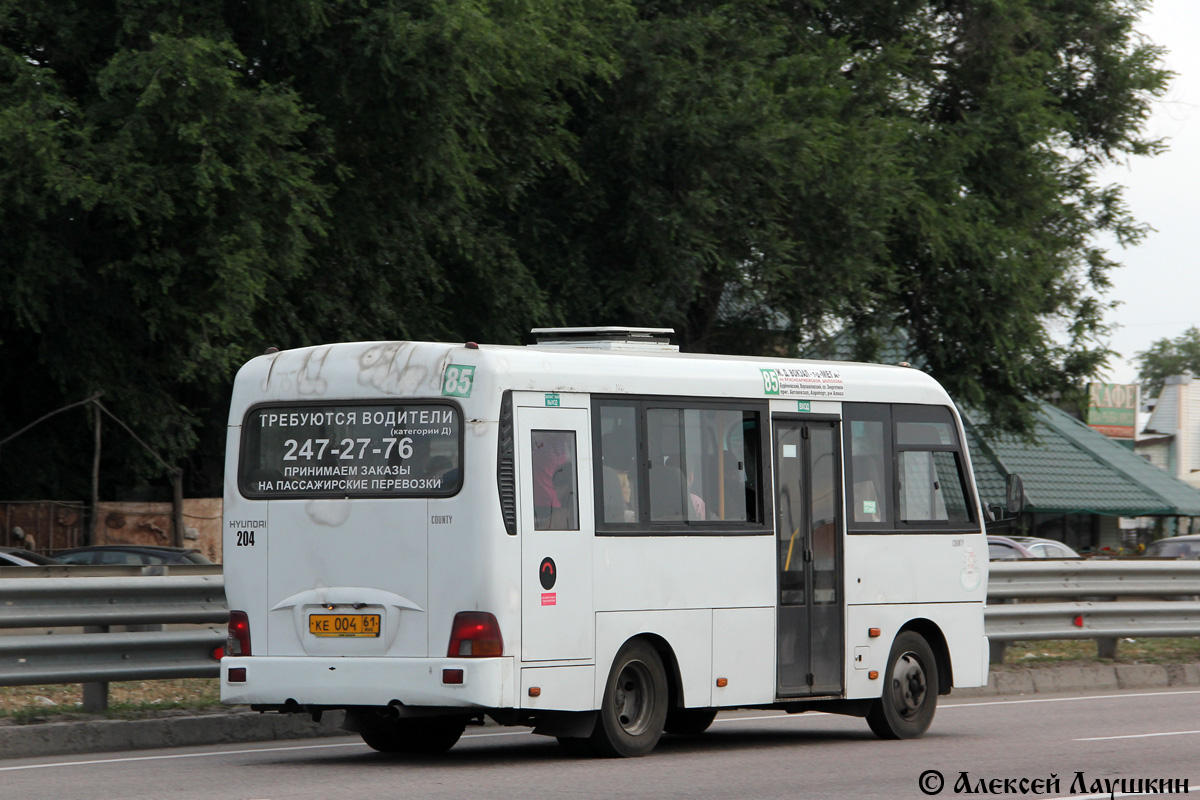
(3, 560, 1200, 708)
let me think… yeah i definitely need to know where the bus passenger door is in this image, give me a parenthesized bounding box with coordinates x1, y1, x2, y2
(774, 417, 843, 697)
(516, 402, 594, 662)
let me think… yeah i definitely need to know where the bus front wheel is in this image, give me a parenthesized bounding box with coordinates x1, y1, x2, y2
(588, 639, 668, 757)
(866, 631, 938, 740)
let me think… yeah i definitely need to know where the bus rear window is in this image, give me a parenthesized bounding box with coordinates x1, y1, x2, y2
(238, 402, 462, 498)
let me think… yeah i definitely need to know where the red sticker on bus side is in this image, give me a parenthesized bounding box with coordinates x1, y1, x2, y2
(541, 593, 556, 606)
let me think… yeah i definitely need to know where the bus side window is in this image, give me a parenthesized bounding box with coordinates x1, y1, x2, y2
(844, 405, 892, 528)
(531, 430, 578, 530)
(598, 405, 639, 524)
(647, 409, 687, 521)
(895, 408, 972, 525)
(593, 398, 765, 531)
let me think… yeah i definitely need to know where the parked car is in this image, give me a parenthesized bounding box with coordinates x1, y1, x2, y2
(0, 546, 62, 566)
(51, 545, 213, 566)
(987, 535, 1080, 560)
(1143, 534, 1200, 559)
(1006, 536, 1080, 559)
(988, 535, 1034, 560)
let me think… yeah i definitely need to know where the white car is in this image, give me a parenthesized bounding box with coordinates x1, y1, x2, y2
(988, 535, 1080, 559)
(1143, 535, 1200, 559)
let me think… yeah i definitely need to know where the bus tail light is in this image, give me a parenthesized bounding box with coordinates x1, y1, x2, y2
(447, 612, 503, 657)
(228, 610, 252, 657)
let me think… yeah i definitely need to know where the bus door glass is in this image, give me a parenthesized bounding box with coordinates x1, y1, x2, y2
(516, 401, 594, 662)
(774, 417, 843, 697)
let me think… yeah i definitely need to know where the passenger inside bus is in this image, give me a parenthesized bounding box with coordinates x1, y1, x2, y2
(685, 458, 707, 520)
(532, 431, 573, 529)
(547, 460, 578, 530)
(600, 432, 638, 523)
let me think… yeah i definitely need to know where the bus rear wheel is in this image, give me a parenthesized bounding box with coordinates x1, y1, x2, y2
(360, 715, 466, 754)
(867, 631, 938, 740)
(587, 640, 668, 757)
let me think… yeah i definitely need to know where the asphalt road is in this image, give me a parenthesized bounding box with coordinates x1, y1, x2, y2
(4, 688, 1198, 800)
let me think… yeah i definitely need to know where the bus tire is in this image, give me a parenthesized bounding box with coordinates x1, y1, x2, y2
(664, 707, 717, 735)
(866, 630, 938, 740)
(360, 715, 466, 754)
(588, 639, 668, 757)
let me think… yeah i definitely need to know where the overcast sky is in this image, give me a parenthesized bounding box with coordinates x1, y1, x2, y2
(1096, 0, 1200, 385)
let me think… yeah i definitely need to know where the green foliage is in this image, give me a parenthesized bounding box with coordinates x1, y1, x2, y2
(0, 0, 1171, 498)
(1135, 327, 1200, 400)
(0, 0, 621, 498)
(871, 0, 1167, 435)
(510, 1, 911, 354)
(513, 0, 1166, 436)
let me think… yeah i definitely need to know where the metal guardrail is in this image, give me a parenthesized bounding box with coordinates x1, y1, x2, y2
(0, 574, 227, 629)
(987, 560, 1200, 602)
(0, 563, 222, 580)
(986, 560, 1200, 660)
(0, 630, 225, 685)
(0, 566, 227, 709)
(1, 560, 1199, 705)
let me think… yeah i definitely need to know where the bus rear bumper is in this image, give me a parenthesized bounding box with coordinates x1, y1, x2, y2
(220, 655, 516, 710)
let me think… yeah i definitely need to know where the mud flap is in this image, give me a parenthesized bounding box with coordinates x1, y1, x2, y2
(531, 710, 598, 739)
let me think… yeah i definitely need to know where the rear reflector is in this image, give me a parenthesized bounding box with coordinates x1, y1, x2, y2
(447, 611, 503, 657)
(443, 669, 464, 685)
(228, 667, 247, 683)
(228, 610, 251, 657)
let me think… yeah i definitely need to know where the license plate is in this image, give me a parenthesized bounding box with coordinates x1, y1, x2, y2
(309, 613, 381, 637)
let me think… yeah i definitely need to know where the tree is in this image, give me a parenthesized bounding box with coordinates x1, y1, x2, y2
(1136, 327, 1200, 400)
(864, 0, 1168, 435)
(509, 0, 1168, 435)
(0, 19, 332, 497)
(0, 0, 622, 499)
(508, 0, 912, 354)
(0, 0, 1171, 499)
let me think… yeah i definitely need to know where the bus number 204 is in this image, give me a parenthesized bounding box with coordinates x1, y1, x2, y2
(236, 530, 256, 547)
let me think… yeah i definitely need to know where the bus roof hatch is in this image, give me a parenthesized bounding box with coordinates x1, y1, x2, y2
(530, 327, 678, 352)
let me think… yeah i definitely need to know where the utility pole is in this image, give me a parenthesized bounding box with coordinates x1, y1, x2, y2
(90, 400, 101, 546)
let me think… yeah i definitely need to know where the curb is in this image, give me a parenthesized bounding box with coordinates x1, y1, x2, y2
(3, 665, 1198, 760)
(955, 663, 1200, 698)
(0, 709, 352, 761)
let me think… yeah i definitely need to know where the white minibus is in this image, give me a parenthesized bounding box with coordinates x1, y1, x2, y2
(221, 327, 991, 757)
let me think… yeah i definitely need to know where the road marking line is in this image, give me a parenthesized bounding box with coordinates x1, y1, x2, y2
(942, 689, 1200, 709)
(1075, 729, 1200, 741)
(0, 729, 538, 772)
(0, 741, 367, 772)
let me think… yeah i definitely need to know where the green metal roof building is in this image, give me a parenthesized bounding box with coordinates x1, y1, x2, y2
(963, 402, 1200, 552)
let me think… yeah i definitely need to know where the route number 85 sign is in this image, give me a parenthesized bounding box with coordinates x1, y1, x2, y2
(442, 365, 476, 398)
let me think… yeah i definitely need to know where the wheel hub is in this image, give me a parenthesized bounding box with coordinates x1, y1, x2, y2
(891, 652, 927, 719)
(614, 661, 653, 734)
